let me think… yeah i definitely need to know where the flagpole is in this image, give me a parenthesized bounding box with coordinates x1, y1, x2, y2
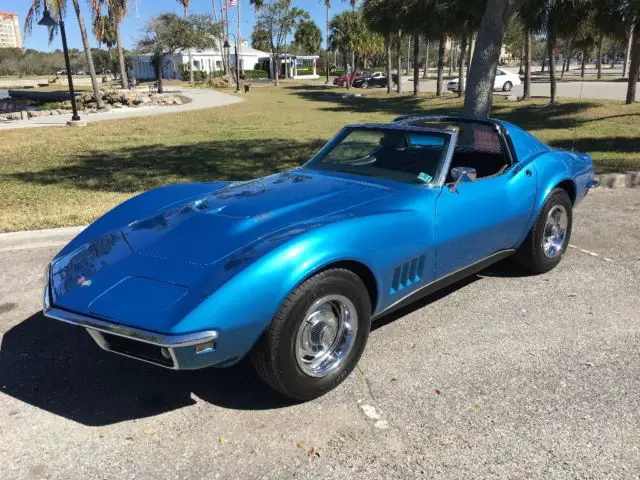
(237, 1, 242, 75)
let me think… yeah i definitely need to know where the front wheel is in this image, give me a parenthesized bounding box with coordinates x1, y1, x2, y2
(251, 269, 371, 401)
(514, 188, 572, 274)
(361, 81, 368, 89)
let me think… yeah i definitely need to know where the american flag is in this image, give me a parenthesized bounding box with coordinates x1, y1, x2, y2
(225, 0, 237, 7)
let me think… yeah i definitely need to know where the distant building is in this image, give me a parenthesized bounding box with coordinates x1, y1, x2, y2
(132, 42, 271, 81)
(132, 41, 320, 81)
(0, 12, 22, 49)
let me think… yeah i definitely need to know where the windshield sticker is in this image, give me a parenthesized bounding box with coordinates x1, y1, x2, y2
(417, 172, 433, 183)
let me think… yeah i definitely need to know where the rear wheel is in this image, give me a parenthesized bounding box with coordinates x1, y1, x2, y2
(515, 188, 572, 274)
(361, 81, 369, 89)
(503, 81, 513, 92)
(251, 269, 371, 401)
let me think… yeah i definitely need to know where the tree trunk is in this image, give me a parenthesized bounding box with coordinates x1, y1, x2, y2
(463, 0, 518, 117)
(448, 39, 454, 76)
(396, 31, 402, 93)
(157, 56, 164, 94)
(518, 44, 524, 75)
(457, 34, 468, 98)
(436, 32, 446, 97)
(626, 27, 640, 104)
(274, 53, 279, 86)
(115, 23, 127, 89)
(623, 26, 634, 78)
(351, 50, 356, 87)
(385, 34, 392, 94)
(468, 33, 476, 71)
(406, 35, 411, 75)
(540, 43, 547, 72)
(345, 51, 350, 90)
(548, 26, 557, 104)
(423, 38, 430, 79)
(413, 32, 420, 96)
(326, 5, 330, 84)
(523, 28, 531, 99)
(597, 35, 604, 80)
(70, 0, 104, 109)
(581, 49, 587, 78)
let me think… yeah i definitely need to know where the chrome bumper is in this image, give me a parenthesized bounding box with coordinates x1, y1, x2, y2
(43, 286, 217, 370)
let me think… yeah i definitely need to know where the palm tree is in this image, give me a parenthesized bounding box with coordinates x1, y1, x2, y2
(26, 0, 104, 109)
(90, 0, 128, 88)
(323, 1, 331, 83)
(178, 0, 194, 84)
(363, 0, 402, 94)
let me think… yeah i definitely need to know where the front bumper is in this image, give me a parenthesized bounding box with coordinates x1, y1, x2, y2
(43, 284, 219, 370)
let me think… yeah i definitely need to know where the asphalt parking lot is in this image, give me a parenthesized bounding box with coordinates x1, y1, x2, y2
(1, 188, 639, 479)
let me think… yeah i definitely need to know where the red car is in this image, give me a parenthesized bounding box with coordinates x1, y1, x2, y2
(333, 71, 369, 87)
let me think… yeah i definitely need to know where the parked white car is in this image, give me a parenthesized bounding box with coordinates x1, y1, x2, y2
(447, 68, 521, 92)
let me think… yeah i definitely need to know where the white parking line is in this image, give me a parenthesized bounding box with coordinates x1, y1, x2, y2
(568, 244, 615, 263)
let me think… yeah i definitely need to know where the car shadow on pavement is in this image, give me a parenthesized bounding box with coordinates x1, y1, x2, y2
(0, 312, 297, 426)
(371, 260, 530, 332)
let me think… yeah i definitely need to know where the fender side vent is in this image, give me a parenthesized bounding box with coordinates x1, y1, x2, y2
(390, 255, 425, 295)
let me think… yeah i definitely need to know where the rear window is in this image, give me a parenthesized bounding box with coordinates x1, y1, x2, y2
(406, 120, 504, 154)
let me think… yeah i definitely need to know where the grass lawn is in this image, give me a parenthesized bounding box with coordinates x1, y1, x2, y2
(0, 85, 638, 232)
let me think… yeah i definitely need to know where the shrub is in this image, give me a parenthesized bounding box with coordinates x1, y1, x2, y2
(242, 69, 268, 80)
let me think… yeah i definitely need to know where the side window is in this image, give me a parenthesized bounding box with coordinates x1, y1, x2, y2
(451, 124, 508, 180)
(403, 119, 510, 180)
(496, 69, 505, 76)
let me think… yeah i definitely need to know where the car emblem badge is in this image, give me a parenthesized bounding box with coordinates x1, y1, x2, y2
(77, 276, 92, 287)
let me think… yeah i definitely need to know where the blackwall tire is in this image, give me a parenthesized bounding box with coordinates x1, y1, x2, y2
(514, 188, 573, 274)
(251, 269, 371, 401)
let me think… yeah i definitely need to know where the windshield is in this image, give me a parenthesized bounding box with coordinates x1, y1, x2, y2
(305, 127, 452, 186)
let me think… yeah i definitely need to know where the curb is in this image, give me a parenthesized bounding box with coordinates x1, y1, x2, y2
(594, 171, 640, 189)
(0, 226, 85, 253)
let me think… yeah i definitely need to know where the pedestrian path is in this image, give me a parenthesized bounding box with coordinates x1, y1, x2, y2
(0, 88, 243, 130)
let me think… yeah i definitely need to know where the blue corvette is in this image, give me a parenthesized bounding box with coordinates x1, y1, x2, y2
(43, 115, 598, 400)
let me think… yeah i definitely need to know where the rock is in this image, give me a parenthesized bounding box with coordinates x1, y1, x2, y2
(600, 173, 633, 188)
(27, 110, 53, 118)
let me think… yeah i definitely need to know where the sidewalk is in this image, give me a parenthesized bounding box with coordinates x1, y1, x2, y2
(0, 88, 243, 130)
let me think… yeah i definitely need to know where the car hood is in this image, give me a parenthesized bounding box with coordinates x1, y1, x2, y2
(49, 170, 392, 331)
(121, 170, 391, 265)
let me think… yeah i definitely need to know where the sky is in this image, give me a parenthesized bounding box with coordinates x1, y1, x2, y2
(1, 0, 352, 52)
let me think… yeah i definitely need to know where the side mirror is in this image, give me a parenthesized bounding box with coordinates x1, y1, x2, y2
(449, 167, 477, 193)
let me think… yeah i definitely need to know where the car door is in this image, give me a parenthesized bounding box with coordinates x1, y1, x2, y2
(493, 69, 506, 90)
(433, 128, 537, 279)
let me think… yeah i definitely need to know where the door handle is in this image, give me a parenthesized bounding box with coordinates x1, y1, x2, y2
(525, 169, 532, 177)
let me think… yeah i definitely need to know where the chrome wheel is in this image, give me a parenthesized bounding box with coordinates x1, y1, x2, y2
(543, 205, 568, 258)
(295, 295, 358, 378)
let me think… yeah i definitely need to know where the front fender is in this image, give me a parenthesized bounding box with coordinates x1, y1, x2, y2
(171, 209, 433, 362)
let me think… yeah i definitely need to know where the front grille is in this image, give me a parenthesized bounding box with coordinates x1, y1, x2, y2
(102, 333, 174, 368)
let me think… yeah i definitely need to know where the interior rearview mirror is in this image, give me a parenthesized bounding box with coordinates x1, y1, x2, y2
(449, 167, 477, 193)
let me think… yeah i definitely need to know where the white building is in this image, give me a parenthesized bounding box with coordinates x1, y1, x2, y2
(132, 42, 271, 80)
(132, 42, 320, 81)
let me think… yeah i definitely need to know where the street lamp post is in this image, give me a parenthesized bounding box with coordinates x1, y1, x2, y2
(38, 1, 81, 122)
